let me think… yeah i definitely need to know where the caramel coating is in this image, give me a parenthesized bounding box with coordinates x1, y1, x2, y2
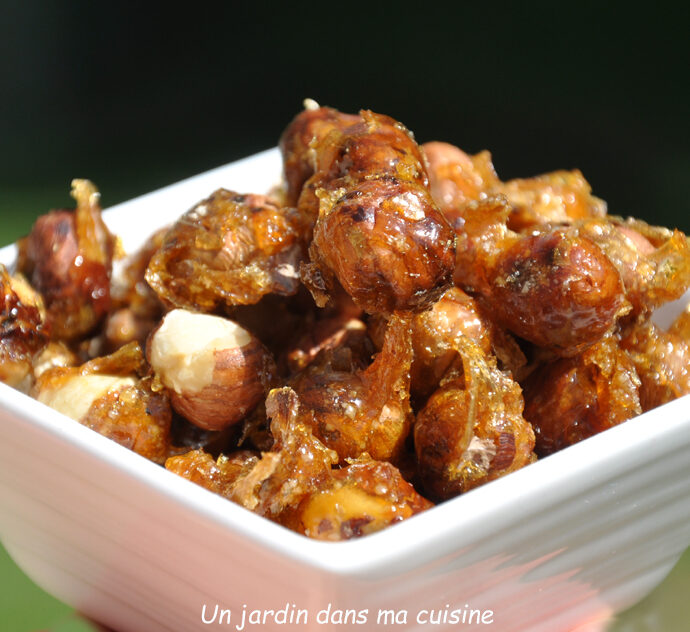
(414, 336, 535, 500)
(621, 319, 690, 411)
(405, 287, 526, 399)
(422, 141, 605, 231)
(165, 449, 260, 498)
(454, 197, 629, 355)
(500, 170, 607, 231)
(296, 110, 429, 227)
(307, 177, 455, 313)
(298, 454, 432, 541)
(574, 218, 690, 316)
(279, 104, 359, 208)
(289, 313, 413, 463)
(169, 389, 336, 523)
(241, 387, 341, 521)
(0, 265, 50, 391)
(669, 305, 690, 341)
(422, 141, 499, 225)
(489, 230, 628, 353)
(168, 389, 336, 527)
(312, 111, 429, 188)
(522, 334, 642, 456)
(298, 109, 455, 314)
(168, 389, 431, 540)
(146, 190, 306, 311)
(32, 342, 172, 462)
(17, 180, 114, 341)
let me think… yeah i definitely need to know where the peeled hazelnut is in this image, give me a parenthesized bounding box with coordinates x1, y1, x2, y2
(147, 309, 274, 431)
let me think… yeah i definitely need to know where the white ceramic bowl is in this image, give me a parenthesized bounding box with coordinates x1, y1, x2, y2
(1, 149, 689, 632)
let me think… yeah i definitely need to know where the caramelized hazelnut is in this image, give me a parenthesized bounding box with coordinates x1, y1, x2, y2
(147, 309, 275, 431)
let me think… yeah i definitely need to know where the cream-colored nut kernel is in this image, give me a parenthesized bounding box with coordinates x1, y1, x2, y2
(36, 374, 137, 422)
(33, 342, 78, 378)
(148, 309, 272, 431)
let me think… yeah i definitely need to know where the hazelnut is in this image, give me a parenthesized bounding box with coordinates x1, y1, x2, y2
(36, 373, 138, 422)
(147, 309, 274, 431)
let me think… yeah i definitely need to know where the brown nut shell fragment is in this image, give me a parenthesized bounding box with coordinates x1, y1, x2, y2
(297, 454, 432, 541)
(620, 319, 690, 411)
(306, 178, 455, 313)
(147, 309, 275, 431)
(32, 342, 171, 462)
(17, 180, 114, 341)
(522, 333, 642, 456)
(289, 312, 414, 463)
(146, 190, 306, 311)
(414, 336, 535, 501)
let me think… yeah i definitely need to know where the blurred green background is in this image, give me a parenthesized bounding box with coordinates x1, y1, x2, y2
(1, 2, 688, 630)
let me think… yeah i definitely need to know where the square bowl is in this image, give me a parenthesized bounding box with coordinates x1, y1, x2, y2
(1, 148, 689, 632)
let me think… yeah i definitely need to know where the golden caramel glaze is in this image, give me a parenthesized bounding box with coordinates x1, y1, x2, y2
(406, 287, 526, 400)
(421, 142, 605, 231)
(454, 197, 629, 355)
(296, 110, 429, 227)
(522, 333, 642, 456)
(305, 177, 456, 313)
(297, 454, 432, 541)
(239, 387, 339, 521)
(0, 265, 50, 391)
(313, 110, 429, 189)
(146, 190, 307, 311)
(289, 313, 413, 463)
(17, 180, 114, 342)
(293, 108, 456, 314)
(488, 230, 628, 353)
(32, 343, 172, 462)
(620, 319, 690, 411)
(414, 336, 535, 501)
(499, 170, 607, 232)
(165, 449, 260, 498)
(669, 305, 690, 341)
(168, 392, 430, 540)
(279, 104, 360, 207)
(422, 141, 499, 226)
(572, 217, 690, 316)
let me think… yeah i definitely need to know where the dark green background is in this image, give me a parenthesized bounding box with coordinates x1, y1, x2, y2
(1, 2, 688, 630)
